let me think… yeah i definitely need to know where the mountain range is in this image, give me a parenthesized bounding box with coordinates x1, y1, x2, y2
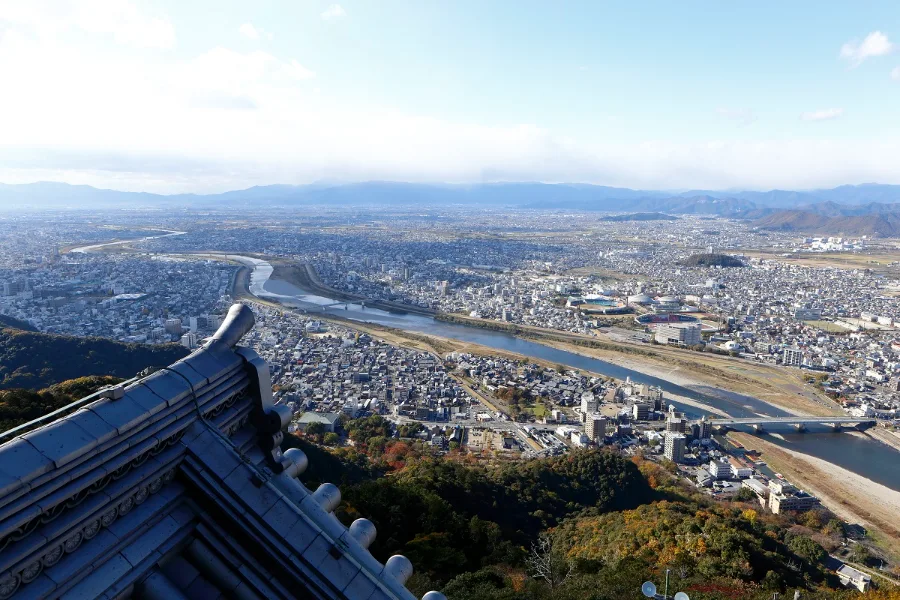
(7, 180, 900, 235)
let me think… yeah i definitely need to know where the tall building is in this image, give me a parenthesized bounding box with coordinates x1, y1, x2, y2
(164, 317, 183, 335)
(655, 323, 702, 346)
(698, 416, 712, 440)
(783, 347, 804, 367)
(632, 402, 650, 421)
(580, 392, 598, 414)
(665, 416, 686, 434)
(180, 331, 198, 349)
(585, 414, 608, 442)
(664, 433, 686, 463)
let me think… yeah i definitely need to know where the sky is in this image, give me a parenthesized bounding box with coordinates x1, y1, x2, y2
(1, 1, 900, 193)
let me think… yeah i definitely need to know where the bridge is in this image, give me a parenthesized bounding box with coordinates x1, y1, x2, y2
(306, 301, 366, 313)
(709, 416, 876, 433)
(0, 304, 444, 600)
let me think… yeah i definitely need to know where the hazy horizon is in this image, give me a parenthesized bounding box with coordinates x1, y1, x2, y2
(1, 178, 899, 197)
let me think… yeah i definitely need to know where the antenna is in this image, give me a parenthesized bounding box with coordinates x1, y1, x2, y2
(641, 581, 657, 598)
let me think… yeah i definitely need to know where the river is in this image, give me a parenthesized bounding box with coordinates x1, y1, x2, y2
(229, 256, 900, 492)
(70, 230, 186, 253)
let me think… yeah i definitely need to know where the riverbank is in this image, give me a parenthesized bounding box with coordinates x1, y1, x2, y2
(731, 432, 900, 561)
(270, 261, 437, 317)
(437, 312, 841, 418)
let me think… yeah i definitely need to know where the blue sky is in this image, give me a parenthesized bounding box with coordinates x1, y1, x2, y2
(1, 0, 899, 192)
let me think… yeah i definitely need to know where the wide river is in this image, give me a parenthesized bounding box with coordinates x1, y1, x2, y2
(231, 256, 900, 492)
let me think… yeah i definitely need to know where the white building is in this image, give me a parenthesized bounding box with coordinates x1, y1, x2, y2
(783, 347, 803, 367)
(580, 392, 597, 414)
(708, 460, 731, 480)
(655, 323, 702, 347)
(664, 433, 686, 463)
(180, 332, 198, 349)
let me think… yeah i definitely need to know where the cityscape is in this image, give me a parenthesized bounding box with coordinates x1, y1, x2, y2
(2, 1, 900, 599)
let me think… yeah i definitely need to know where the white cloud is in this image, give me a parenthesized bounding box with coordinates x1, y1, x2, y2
(840, 31, 894, 66)
(800, 108, 844, 121)
(239, 23, 259, 40)
(715, 107, 757, 126)
(892, 66, 900, 80)
(238, 22, 273, 41)
(321, 4, 347, 21)
(0, 0, 175, 49)
(1, 11, 900, 195)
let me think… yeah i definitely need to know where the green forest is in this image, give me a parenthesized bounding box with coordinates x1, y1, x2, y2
(0, 375, 123, 431)
(286, 415, 900, 600)
(0, 326, 188, 389)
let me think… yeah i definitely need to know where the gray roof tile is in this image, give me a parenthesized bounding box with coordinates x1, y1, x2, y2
(140, 370, 192, 408)
(21, 419, 98, 469)
(0, 438, 55, 487)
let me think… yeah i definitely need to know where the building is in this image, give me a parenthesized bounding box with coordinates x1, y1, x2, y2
(296, 411, 343, 433)
(163, 317, 183, 336)
(643, 386, 664, 411)
(837, 564, 871, 592)
(632, 402, 650, 421)
(794, 308, 823, 321)
(729, 457, 753, 479)
(709, 460, 731, 479)
(768, 480, 820, 513)
(580, 392, 598, 414)
(741, 478, 770, 505)
(697, 416, 712, 439)
(664, 433, 686, 463)
(655, 323, 702, 347)
(180, 331, 198, 349)
(0, 304, 444, 600)
(665, 416, 686, 434)
(585, 414, 608, 442)
(783, 347, 804, 367)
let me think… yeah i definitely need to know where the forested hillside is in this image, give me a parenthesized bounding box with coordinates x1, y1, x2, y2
(0, 314, 36, 331)
(285, 416, 900, 600)
(0, 375, 122, 431)
(0, 327, 188, 389)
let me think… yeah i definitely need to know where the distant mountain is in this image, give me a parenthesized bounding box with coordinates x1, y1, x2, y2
(0, 328, 189, 389)
(600, 212, 679, 222)
(755, 210, 900, 237)
(5, 180, 900, 214)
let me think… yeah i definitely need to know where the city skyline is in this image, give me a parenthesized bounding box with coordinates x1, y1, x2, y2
(1, 1, 900, 192)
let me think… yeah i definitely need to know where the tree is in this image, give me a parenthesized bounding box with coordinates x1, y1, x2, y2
(733, 487, 757, 502)
(305, 421, 326, 441)
(762, 569, 784, 591)
(525, 534, 571, 591)
(788, 535, 826, 565)
(849, 542, 871, 565)
(323, 432, 340, 446)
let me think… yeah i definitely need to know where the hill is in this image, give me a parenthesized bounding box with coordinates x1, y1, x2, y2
(756, 210, 900, 237)
(0, 375, 122, 431)
(0, 314, 36, 331)
(283, 418, 891, 600)
(0, 328, 189, 389)
(600, 212, 679, 222)
(678, 253, 746, 267)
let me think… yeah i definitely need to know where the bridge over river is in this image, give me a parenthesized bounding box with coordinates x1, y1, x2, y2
(709, 416, 876, 433)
